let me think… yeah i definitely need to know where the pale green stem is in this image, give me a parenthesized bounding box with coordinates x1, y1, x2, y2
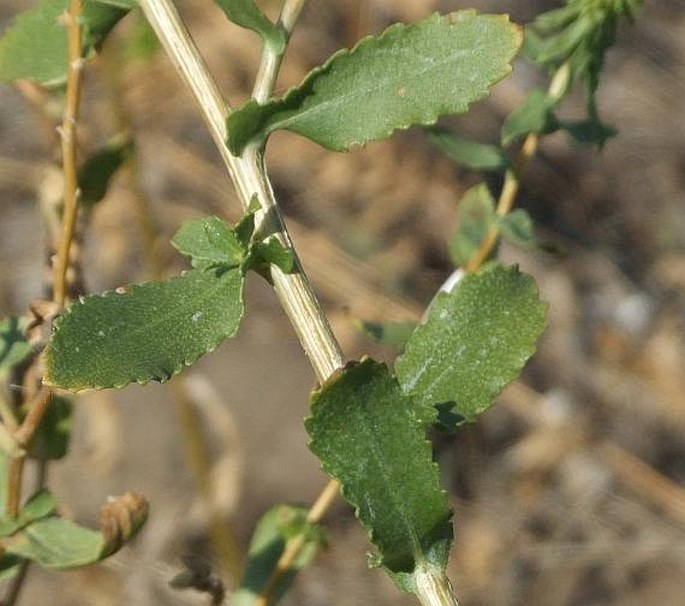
(139, 0, 343, 383)
(252, 0, 309, 103)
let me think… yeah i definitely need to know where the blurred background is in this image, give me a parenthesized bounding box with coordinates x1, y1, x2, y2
(1, 0, 684, 604)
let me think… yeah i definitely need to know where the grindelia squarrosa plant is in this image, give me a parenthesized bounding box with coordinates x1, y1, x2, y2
(0, 0, 641, 604)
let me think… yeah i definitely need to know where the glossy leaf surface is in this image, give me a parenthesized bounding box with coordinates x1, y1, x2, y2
(396, 265, 547, 422)
(306, 359, 452, 592)
(227, 11, 521, 154)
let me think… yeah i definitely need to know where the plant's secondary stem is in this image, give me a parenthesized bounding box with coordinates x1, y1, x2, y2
(53, 0, 85, 308)
(465, 62, 571, 273)
(254, 478, 339, 606)
(252, 0, 308, 103)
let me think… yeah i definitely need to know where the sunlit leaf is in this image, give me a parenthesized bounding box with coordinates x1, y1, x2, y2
(0, 490, 58, 538)
(171, 216, 246, 268)
(396, 265, 547, 423)
(227, 11, 522, 154)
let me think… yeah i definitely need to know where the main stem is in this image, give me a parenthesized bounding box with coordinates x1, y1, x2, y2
(139, 0, 344, 384)
(139, 3, 458, 604)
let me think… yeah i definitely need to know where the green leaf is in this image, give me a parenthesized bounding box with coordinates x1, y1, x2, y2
(226, 11, 522, 155)
(395, 265, 547, 423)
(496, 209, 538, 249)
(353, 320, 417, 349)
(426, 127, 508, 171)
(78, 136, 134, 207)
(212, 0, 286, 53)
(0, 490, 58, 538)
(231, 505, 323, 606)
(559, 117, 616, 148)
(245, 237, 295, 280)
(171, 216, 246, 268)
(44, 267, 245, 391)
(501, 89, 559, 146)
(3, 517, 104, 569)
(28, 396, 73, 460)
(0, 316, 31, 380)
(306, 359, 452, 592)
(449, 183, 496, 268)
(0, 0, 133, 85)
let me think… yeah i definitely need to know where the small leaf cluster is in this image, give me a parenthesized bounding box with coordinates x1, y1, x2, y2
(45, 212, 294, 391)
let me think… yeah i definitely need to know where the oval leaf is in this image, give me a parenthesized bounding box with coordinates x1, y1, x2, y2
(227, 11, 522, 155)
(44, 268, 245, 391)
(171, 216, 246, 267)
(306, 359, 452, 593)
(3, 517, 104, 569)
(395, 265, 547, 423)
(427, 128, 508, 171)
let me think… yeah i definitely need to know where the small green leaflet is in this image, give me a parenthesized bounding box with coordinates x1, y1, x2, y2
(171, 216, 246, 268)
(501, 89, 560, 146)
(0, 316, 31, 380)
(396, 264, 547, 423)
(449, 183, 496, 268)
(78, 137, 134, 207)
(496, 210, 538, 250)
(427, 128, 508, 172)
(306, 359, 452, 593)
(212, 0, 286, 53)
(0, 0, 134, 85)
(231, 505, 323, 606)
(227, 11, 522, 155)
(44, 267, 245, 391)
(0, 490, 57, 538)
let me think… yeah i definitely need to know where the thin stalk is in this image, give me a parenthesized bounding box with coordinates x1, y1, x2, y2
(252, 0, 309, 103)
(53, 0, 85, 307)
(465, 62, 572, 273)
(5, 456, 24, 519)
